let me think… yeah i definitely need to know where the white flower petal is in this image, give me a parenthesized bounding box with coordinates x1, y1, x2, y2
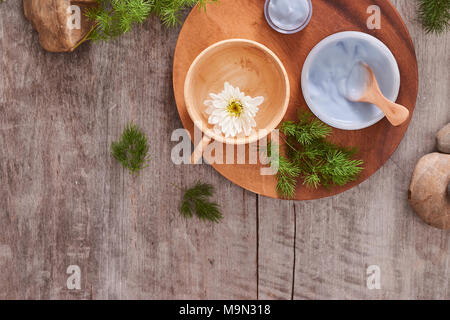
(203, 83, 263, 138)
(249, 96, 264, 106)
(213, 100, 227, 109)
(213, 125, 222, 135)
(210, 93, 221, 100)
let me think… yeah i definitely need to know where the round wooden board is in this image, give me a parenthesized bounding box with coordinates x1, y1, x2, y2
(173, 0, 418, 200)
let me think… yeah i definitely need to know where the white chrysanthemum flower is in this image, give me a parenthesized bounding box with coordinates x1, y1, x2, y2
(204, 82, 264, 138)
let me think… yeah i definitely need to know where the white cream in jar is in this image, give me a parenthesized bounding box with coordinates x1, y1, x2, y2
(306, 38, 396, 124)
(265, 0, 312, 33)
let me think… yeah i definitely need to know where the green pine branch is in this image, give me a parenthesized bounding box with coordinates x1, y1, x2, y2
(85, 0, 217, 42)
(269, 111, 364, 199)
(276, 156, 301, 200)
(151, 0, 216, 27)
(418, 0, 450, 34)
(111, 122, 150, 173)
(281, 111, 332, 145)
(180, 182, 222, 223)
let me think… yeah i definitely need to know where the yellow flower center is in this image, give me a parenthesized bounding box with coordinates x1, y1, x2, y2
(227, 100, 243, 117)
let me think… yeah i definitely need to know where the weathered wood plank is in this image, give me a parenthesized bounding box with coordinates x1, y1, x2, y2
(293, 163, 412, 299)
(96, 16, 258, 300)
(292, 0, 449, 299)
(257, 199, 295, 300)
(388, 0, 450, 299)
(0, 0, 448, 300)
(259, 0, 450, 300)
(1, 1, 109, 299)
(0, 2, 257, 299)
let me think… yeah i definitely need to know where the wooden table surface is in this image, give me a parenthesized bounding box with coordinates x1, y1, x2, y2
(0, 0, 449, 300)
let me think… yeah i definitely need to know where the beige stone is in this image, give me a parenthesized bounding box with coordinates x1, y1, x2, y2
(437, 123, 450, 154)
(409, 153, 450, 229)
(23, 0, 96, 52)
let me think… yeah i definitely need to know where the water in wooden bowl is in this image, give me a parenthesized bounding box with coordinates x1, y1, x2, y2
(184, 39, 290, 145)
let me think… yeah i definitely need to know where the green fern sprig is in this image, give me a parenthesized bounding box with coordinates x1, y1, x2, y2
(111, 122, 150, 174)
(86, 0, 152, 41)
(276, 156, 301, 199)
(151, 0, 217, 27)
(269, 111, 364, 199)
(180, 182, 222, 223)
(85, 0, 217, 42)
(265, 142, 301, 199)
(418, 0, 450, 34)
(281, 111, 332, 145)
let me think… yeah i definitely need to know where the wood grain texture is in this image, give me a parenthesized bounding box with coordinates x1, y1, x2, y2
(0, 2, 257, 299)
(0, 0, 448, 300)
(173, 0, 419, 200)
(259, 0, 450, 300)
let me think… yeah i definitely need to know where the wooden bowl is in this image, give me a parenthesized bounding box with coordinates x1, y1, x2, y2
(184, 39, 290, 161)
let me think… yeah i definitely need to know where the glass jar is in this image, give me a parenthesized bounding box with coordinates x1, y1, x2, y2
(264, 0, 313, 34)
